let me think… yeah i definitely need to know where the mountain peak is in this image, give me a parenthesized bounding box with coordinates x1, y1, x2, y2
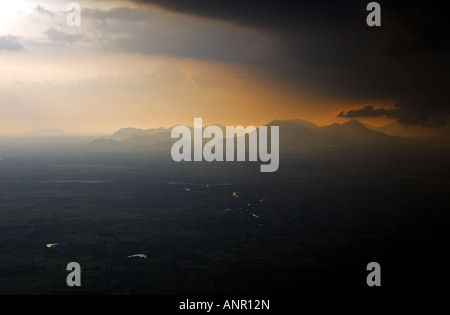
(111, 127, 167, 140)
(114, 127, 143, 133)
(341, 119, 366, 129)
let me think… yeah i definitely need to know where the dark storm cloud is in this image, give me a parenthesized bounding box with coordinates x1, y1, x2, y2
(132, 0, 359, 31)
(394, 93, 450, 127)
(338, 106, 399, 119)
(133, 0, 450, 127)
(339, 90, 450, 127)
(82, 6, 283, 69)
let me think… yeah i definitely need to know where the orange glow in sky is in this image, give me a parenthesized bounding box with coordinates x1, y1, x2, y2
(0, 0, 398, 135)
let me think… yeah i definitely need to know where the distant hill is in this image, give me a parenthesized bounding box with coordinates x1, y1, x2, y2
(15, 129, 67, 138)
(91, 130, 172, 149)
(266, 118, 399, 151)
(321, 119, 396, 144)
(111, 127, 167, 140)
(365, 121, 450, 139)
(90, 119, 403, 155)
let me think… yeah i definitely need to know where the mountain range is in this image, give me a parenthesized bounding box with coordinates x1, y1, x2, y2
(90, 119, 405, 155)
(364, 121, 450, 139)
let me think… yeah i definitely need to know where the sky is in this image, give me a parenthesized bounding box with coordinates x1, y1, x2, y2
(0, 0, 448, 135)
